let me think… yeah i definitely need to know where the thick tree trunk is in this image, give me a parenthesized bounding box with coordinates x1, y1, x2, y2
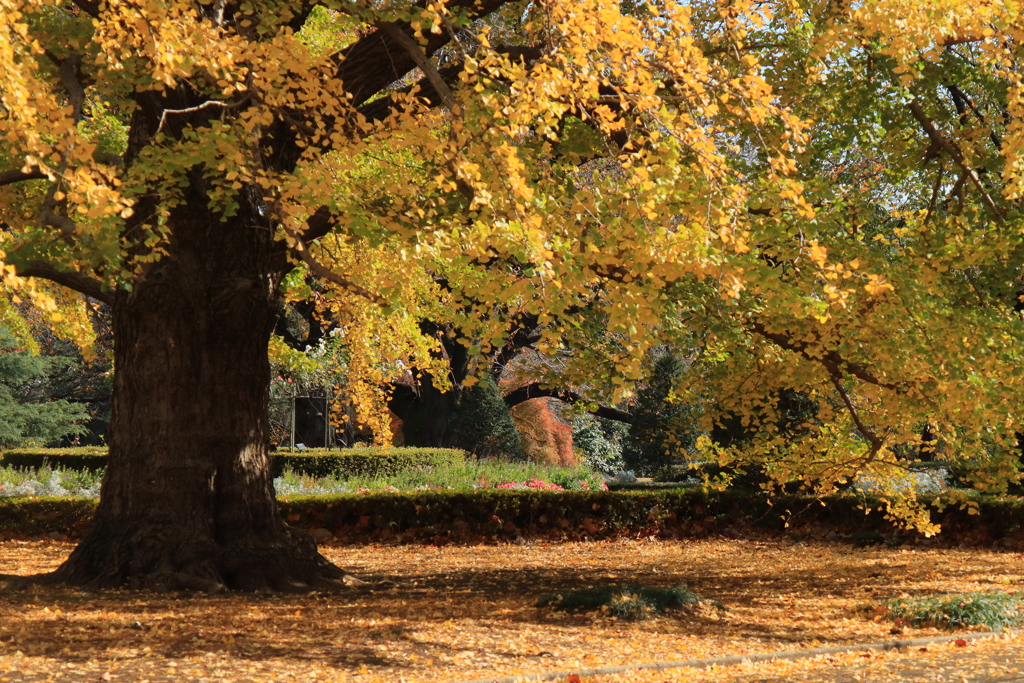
(392, 374, 462, 449)
(47, 210, 350, 591)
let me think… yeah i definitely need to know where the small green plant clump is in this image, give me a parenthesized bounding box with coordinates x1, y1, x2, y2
(537, 585, 701, 621)
(0, 464, 104, 497)
(885, 591, 1024, 631)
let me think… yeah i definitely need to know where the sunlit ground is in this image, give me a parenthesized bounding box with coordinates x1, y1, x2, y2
(0, 538, 1022, 681)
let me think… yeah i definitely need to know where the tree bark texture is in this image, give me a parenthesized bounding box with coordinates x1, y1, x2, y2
(48, 202, 347, 591)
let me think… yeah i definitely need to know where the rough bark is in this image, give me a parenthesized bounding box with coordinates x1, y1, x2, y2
(389, 325, 469, 449)
(41, 199, 352, 592)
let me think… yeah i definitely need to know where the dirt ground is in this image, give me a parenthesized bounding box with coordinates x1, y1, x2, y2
(0, 537, 1023, 682)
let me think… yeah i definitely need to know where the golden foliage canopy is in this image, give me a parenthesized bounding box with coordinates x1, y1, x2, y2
(2, 0, 1024, 526)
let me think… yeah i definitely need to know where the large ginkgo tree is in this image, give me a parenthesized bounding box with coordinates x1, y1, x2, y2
(1, 0, 1023, 589)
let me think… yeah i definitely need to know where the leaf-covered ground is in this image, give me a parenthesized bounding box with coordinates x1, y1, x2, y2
(0, 538, 1023, 681)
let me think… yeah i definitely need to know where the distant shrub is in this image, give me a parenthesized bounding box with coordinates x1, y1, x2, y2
(569, 412, 627, 474)
(272, 447, 468, 478)
(622, 352, 700, 475)
(885, 592, 1024, 631)
(1, 447, 108, 472)
(0, 464, 103, 497)
(447, 377, 527, 459)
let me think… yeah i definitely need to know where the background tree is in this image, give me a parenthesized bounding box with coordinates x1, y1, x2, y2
(621, 351, 700, 476)
(0, 325, 90, 447)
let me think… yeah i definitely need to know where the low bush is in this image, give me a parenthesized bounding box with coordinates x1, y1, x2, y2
(6, 487, 1024, 548)
(0, 447, 108, 472)
(0, 465, 102, 498)
(537, 585, 701, 620)
(275, 459, 606, 495)
(884, 591, 1024, 631)
(0, 446, 469, 479)
(272, 447, 468, 479)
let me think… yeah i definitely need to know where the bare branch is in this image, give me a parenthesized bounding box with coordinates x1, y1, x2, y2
(69, 0, 99, 17)
(212, 0, 227, 26)
(358, 46, 543, 123)
(379, 22, 458, 112)
(750, 322, 909, 393)
(39, 206, 79, 240)
(15, 261, 113, 305)
(59, 54, 86, 121)
(154, 98, 249, 139)
(828, 375, 885, 458)
(300, 205, 335, 243)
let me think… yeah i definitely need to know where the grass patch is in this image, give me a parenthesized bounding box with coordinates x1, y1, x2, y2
(276, 459, 606, 495)
(885, 591, 1024, 631)
(537, 585, 701, 620)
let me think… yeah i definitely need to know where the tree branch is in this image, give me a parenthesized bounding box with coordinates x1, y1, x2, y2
(300, 205, 336, 243)
(378, 23, 458, 112)
(750, 322, 909, 393)
(331, 0, 512, 109)
(285, 218, 388, 307)
(358, 46, 542, 123)
(829, 375, 885, 458)
(907, 99, 1005, 224)
(503, 383, 632, 423)
(69, 0, 99, 17)
(15, 261, 113, 305)
(0, 167, 47, 188)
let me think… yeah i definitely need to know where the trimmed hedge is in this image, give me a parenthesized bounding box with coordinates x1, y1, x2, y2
(271, 447, 467, 478)
(6, 488, 1024, 548)
(0, 447, 108, 472)
(0, 497, 97, 537)
(0, 446, 468, 479)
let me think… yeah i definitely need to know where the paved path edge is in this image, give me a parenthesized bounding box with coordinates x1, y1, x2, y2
(446, 628, 1023, 683)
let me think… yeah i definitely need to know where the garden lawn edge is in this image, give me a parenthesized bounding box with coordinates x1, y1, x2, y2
(3, 489, 1024, 546)
(445, 629, 1024, 683)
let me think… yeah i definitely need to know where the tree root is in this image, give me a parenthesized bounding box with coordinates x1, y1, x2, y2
(1, 524, 369, 593)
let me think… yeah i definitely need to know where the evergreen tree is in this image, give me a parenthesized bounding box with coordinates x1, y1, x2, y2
(0, 327, 89, 448)
(622, 352, 699, 475)
(445, 376, 527, 459)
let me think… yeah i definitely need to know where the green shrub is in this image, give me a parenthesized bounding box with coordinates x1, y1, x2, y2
(537, 585, 701, 620)
(1, 447, 109, 472)
(272, 447, 468, 478)
(0, 446, 469, 479)
(569, 412, 627, 474)
(445, 376, 526, 459)
(11, 486, 1024, 547)
(622, 352, 700, 475)
(0, 327, 92, 448)
(305, 458, 606, 492)
(885, 592, 1024, 631)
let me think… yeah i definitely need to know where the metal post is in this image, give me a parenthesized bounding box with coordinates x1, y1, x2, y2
(290, 388, 297, 452)
(324, 396, 330, 449)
